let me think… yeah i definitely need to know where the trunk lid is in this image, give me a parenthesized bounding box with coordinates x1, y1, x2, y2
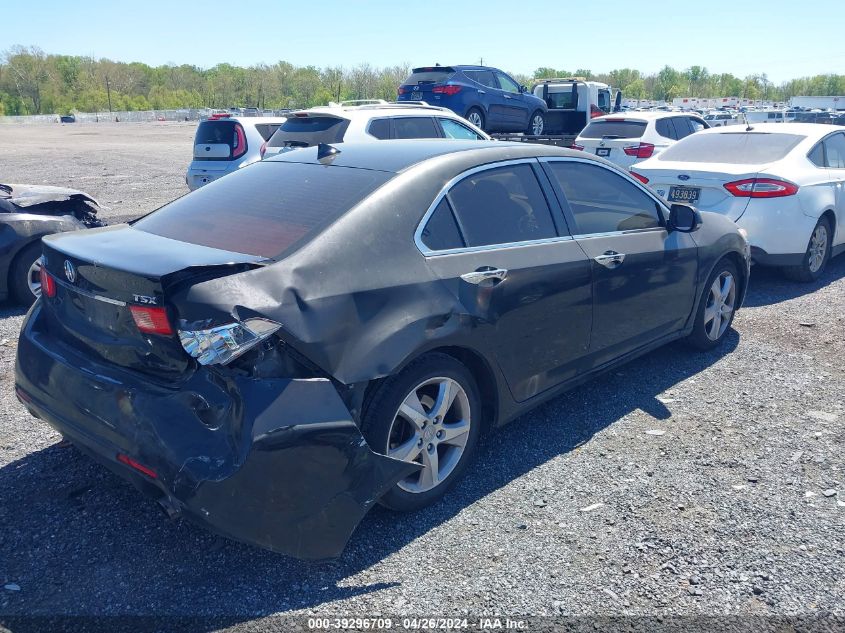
(397, 66, 455, 102)
(40, 225, 264, 378)
(634, 161, 764, 221)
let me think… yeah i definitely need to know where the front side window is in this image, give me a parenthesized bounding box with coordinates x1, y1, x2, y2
(393, 117, 440, 139)
(824, 133, 845, 168)
(446, 164, 558, 247)
(546, 161, 661, 235)
(439, 118, 483, 140)
(496, 73, 521, 94)
(689, 118, 707, 132)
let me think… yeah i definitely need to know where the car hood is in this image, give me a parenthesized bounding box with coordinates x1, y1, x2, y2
(0, 183, 103, 209)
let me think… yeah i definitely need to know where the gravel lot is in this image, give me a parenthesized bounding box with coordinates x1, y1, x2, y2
(0, 124, 843, 627)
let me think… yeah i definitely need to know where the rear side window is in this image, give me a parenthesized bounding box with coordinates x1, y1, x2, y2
(439, 118, 484, 140)
(672, 117, 693, 139)
(393, 117, 440, 139)
(254, 123, 282, 141)
(547, 161, 661, 234)
(580, 120, 646, 139)
(824, 133, 845, 168)
(808, 142, 825, 167)
(267, 117, 350, 148)
(367, 118, 391, 139)
(446, 164, 558, 247)
(404, 68, 454, 84)
(420, 199, 464, 251)
(134, 162, 391, 260)
(655, 118, 677, 140)
(658, 133, 806, 164)
(464, 70, 497, 88)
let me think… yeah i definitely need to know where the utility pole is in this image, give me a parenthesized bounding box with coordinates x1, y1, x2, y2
(105, 76, 112, 113)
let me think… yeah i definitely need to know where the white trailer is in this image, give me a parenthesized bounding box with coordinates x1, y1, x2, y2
(789, 96, 844, 111)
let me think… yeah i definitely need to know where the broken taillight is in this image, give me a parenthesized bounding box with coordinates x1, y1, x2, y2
(178, 318, 281, 365)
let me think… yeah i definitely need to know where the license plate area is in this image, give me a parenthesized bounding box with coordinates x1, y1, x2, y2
(596, 148, 611, 157)
(668, 186, 700, 203)
(411, 91, 421, 100)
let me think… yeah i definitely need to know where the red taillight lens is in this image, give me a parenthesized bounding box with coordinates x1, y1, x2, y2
(724, 178, 799, 198)
(570, 143, 585, 151)
(259, 141, 267, 158)
(397, 86, 408, 95)
(432, 84, 462, 96)
(231, 123, 247, 159)
(40, 266, 56, 298)
(590, 104, 604, 119)
(623, 143, 655, 158)
(630, 171, 649, 184)
(116, 453, 157, 479)
(130, 306, 173, 336)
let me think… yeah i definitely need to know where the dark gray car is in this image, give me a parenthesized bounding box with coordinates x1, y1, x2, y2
(0, 184, 105, 305)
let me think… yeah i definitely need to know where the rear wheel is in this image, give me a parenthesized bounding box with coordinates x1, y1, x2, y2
(782, 216, 831, 282)
(10, 242, 43, 307)
(686, 259, 739, 350)
(465, 107, 485, 131)
(361, 353, 481, 512)
(527, 110, 545, 135)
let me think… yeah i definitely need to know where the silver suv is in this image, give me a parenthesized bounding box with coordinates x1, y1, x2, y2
(186, 115, 286, 190)
(262, 100, 489, 158)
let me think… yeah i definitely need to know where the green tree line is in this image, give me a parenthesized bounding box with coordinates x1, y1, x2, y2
(1, 45, 843, 116)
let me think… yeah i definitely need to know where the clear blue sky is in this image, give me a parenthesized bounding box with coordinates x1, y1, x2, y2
(4, 0, 844, 84)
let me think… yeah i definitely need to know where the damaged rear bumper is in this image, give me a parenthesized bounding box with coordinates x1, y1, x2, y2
(15, 303, 418, 559)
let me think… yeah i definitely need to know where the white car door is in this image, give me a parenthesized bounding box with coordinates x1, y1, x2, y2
(823, 132, 845, 249)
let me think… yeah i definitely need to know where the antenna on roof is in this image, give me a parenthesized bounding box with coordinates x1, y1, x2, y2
(741, 111, 753, 131)
(317, 143, 341, 161)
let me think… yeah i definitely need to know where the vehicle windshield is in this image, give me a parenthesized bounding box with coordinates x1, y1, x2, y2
(134, 161, 392, 259)
(580, 120, 646, 139)
(658, 132, 806, 164)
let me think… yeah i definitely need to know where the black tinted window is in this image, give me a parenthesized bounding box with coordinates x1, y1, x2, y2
(824, 133, 845, 168)
(393, 117, 440, 139)
(672, 118, 694, 138)
(405, 69, 454, 84)
(808, 142, 825, 167)
(195, 120, 236, 147)
(421, 199, 464, 251)
(465, 70, 497, 88)
(254, 123, 281, 140)
(135, 162, 391, 260)
(580, 120, 646, 139)
(659, 132, 805, 164)
(267, 117, 349, 148)
(447, 164, 558, 247)
(655, 118, 676, 140)
(367, 118, 391, 139)
(547, 161, 661, 234)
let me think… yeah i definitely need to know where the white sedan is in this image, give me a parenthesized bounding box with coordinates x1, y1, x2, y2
(632, 123, 845, 281)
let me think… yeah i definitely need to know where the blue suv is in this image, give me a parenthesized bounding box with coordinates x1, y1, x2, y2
(397, 65, 547, 135)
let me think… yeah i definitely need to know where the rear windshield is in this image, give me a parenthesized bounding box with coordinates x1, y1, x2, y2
(404, 68, 454, 84)
(658, 132, 806, 164)
(194, 120, 236, 147)
(134, 162, 392, 259)
(543, 90, 575, 109)
(267, 117, 350, 148)
(580, 120, 646, 139)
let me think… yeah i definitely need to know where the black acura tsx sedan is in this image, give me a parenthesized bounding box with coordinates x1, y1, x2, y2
(16, 140, 750, 559)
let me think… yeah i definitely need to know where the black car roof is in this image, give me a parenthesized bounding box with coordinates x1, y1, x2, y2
(265, 140, 582, 173)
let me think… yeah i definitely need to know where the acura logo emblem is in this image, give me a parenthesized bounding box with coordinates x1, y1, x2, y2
(678, 174, 690, 181)
(64, 260, 77, 283)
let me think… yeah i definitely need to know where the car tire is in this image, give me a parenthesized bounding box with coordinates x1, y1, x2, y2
(686, 259, 740, 351)
(782, 216, 831, 283)
(527, 110, 545, 135)
(465, 107, 485, 132)
(361, 353, 481, 512)
(10, 242, 44, 307)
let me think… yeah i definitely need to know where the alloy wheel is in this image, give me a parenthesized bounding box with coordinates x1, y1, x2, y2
(387, 377, 472, 493)
(703, 271, 736, 341)
(26, 258, 42, 299)
(808, 223, 828, 273)
(467, 111, 483, 128)
(531, 114, 544, 135)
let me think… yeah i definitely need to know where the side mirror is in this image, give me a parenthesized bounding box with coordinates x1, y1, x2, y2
(668, 203, 701, 233)
(520, 85, 528, 93)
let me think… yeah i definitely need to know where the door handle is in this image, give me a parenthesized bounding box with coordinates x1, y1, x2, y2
(594, 251, 626, 269)
(461, 268, 508, 284)
(503, 95, 512, 99)
(477, 90, 486, 94)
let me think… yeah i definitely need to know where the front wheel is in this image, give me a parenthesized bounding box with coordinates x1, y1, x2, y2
(782, 216, 831, 282)
(686, 259, 739, 350)
(465, 107, 485, 132)
(361, 353, 481, 512)
(527, 110, 545, 135)
(10, 242, 44, 307)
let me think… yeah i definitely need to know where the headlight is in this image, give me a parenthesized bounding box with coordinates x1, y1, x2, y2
(179, 318, 281, 365)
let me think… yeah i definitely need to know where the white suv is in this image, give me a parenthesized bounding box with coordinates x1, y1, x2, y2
(261, 100, 489, 158)
(573, 111, 709, 169)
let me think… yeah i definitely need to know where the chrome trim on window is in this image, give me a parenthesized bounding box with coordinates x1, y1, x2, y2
(52, 276, 127, 307)
(414, 158, 558, 257)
